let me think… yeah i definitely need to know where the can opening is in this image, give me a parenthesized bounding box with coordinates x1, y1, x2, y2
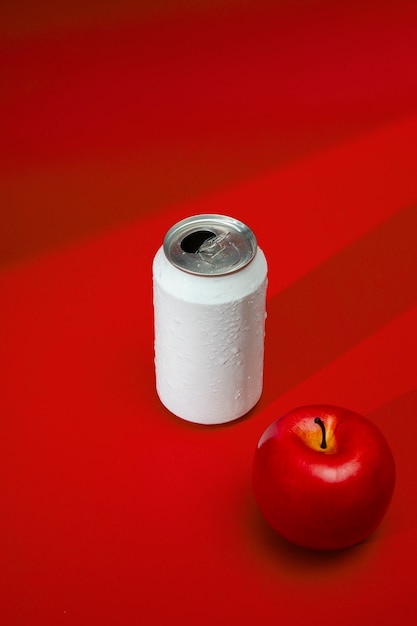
(180, 230, 216, 253)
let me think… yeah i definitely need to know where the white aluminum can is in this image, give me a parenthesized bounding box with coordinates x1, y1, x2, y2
(152, 214, 268, 425)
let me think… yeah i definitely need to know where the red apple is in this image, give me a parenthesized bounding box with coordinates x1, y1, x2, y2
(252, 404, 396, 550)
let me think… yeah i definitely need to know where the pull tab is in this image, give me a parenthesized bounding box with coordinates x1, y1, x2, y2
(197, 232, 231, 261)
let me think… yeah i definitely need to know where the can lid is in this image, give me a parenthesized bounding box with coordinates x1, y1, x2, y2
(163, 214, 258, 275)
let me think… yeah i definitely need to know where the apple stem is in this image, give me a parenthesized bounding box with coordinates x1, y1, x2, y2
(314, 417, 327, 449)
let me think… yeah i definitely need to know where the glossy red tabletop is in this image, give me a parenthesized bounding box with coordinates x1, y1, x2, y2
(1, 2, 417, 624)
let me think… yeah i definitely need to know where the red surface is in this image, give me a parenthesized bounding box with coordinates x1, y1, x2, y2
(1, 2, 417, 624)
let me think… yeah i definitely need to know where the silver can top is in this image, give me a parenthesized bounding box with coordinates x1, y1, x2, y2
(163, 214, 258, 276)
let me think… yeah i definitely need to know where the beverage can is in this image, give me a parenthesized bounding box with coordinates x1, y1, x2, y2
(152, 214, 268, 424)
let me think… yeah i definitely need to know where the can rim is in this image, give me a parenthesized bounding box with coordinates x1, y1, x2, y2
(163, 214, 258, 276)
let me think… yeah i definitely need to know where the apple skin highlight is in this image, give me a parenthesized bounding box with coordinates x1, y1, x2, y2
(252, 405, 396, 551)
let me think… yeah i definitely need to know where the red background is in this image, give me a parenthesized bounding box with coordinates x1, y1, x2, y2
(1, 1, 417, 624)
